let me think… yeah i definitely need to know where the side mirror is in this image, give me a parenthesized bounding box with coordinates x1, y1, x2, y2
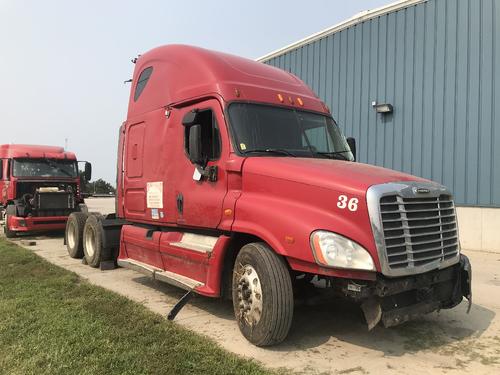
(182, 109, 199, 126)
(346, 137, 356, 162)
(188, 125, 204, 165)
(84, 162, 92, 181)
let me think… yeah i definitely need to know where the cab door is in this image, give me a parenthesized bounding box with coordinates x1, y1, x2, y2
(171, 100, 228, 228)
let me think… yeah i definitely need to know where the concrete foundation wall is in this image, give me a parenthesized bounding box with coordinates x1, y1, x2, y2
(456, 206, 500, 253)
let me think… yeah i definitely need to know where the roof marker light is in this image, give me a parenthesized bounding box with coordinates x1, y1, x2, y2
(277, 93, 284, 103)
(288, 96, 294, 104)
(296, 97, 304, 106)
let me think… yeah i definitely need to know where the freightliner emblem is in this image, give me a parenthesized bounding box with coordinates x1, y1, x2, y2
(413, 187, 430, 194)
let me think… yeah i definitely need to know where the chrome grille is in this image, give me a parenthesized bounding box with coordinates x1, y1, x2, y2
(379, 194, 459, 269)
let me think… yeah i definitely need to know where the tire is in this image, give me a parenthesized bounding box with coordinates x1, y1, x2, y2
(65, 212, 89, 258)
(232, 242, 294, 346)
(82, 214, 104, 268)
(4, 205, 17, 239)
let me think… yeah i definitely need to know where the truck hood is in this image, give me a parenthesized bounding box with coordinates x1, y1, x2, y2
(242, 157, 426, 196)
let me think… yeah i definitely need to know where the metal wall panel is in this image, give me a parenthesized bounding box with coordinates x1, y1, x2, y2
(263, 0, 500, 207)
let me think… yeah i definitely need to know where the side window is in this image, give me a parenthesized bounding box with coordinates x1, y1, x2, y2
(184, 109, 221, 161)
(134, 66, 153, 101)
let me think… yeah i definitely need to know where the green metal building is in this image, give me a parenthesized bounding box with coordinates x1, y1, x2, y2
(259, 0, 500, 208)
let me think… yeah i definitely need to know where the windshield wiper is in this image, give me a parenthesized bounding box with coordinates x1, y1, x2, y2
(243, 149, 297, 157)
(42, 158, 73, 177)
(315, 151, 351, 161)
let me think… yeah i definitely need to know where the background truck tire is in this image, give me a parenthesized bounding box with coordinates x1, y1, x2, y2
(4, 205, 17, 239)
(65, 212, 88, 258)
(232, 242, 294, 346)
(83, 214, 104, 268)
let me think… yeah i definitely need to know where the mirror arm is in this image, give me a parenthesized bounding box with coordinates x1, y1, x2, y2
(196, 165, 218, 182)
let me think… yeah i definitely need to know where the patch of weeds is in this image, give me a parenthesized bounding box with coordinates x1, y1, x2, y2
(0, 239, 278, 375)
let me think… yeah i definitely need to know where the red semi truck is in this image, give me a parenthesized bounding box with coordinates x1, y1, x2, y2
(0, 144, 91, 237)
(65, 45, 471, 346)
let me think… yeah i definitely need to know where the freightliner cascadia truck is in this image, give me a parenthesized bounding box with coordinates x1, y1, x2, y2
(0, 144, 92, 237)
(64, 45, 471, 346)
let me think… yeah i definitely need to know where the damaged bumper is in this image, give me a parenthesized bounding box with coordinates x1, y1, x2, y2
(341, 255, 472, 330)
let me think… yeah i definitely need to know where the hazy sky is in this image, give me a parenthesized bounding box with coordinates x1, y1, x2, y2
(0, 0, 389, 183)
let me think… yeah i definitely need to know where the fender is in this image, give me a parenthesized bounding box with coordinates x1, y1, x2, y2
(231, 177, 382, 275)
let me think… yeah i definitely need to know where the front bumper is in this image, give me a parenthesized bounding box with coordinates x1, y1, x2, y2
(8, 215, 68, 233)
(337, 255, 472, 329)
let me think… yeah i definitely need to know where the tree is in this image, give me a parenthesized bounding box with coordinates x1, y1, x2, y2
(79, 173, 115, 195)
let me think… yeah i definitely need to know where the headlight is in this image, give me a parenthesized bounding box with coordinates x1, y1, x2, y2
(310, 230, 375, 271)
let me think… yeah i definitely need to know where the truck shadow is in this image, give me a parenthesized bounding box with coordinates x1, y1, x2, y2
(129, 276, 495, 357)
(274, 298, 496, 358)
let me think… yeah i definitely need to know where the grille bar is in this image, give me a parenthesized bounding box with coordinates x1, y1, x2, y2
(385, 228, 456, 240)
(380, 194, 459, 270)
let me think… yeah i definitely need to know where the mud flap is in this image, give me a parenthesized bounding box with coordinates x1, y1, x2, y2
(167, 289, 194, 321)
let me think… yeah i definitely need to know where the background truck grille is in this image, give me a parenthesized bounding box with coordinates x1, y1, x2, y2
(379, 194, 459, 269)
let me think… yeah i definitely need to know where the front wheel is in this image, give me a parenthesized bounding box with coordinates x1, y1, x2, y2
(232, 242, 294, 346)
(4, 205, 17, 238)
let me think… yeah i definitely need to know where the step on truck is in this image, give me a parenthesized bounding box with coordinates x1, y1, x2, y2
(1, 144, 91, 237)
(65, 45, 472, 346)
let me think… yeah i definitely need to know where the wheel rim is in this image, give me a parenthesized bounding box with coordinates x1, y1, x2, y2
(236, 264, 263, 326)
(67, 221, 77, 249)
(85, 227, 96, 258)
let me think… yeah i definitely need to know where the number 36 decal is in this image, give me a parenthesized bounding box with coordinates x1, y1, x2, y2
(337, 195, 359, 212)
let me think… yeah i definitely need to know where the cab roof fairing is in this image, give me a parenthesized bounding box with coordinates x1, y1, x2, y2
(126, 44, 327, 119)
(0, 144, 77, 160)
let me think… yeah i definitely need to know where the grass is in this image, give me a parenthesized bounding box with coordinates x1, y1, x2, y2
(0, 238, 274, 375)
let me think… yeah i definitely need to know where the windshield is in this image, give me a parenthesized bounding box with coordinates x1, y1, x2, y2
(228, 103, 354, 161)
(12, 158, 78, 178)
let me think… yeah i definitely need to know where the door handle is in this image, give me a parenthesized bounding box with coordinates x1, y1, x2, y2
(176, 193, 183, 214)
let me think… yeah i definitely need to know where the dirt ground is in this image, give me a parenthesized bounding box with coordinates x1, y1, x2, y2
(2, 197, 499, 374)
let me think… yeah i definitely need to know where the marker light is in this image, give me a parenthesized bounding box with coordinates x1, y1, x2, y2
(296, 97, 304, 106)
(277, 93, 284, 103)
(310, 230, 375, 271)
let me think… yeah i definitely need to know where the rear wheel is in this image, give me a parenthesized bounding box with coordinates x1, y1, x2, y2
(65, 212, 88, 258)
(83, 215, 104, 268)
(4, 205, 17, 239)
(232, 242, 294, 346)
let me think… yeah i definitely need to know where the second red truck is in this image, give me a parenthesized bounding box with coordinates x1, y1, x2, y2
(1, 144, 91, 237)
